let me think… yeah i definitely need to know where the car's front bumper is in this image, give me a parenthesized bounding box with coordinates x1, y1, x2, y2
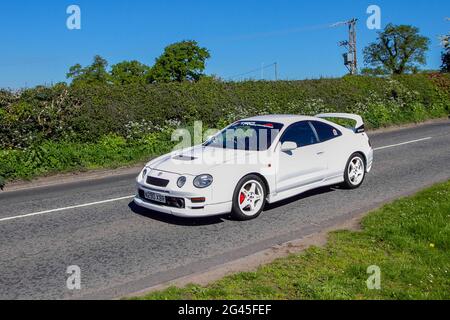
(366, 148, 374, 172)
(134, 184, 231, 218)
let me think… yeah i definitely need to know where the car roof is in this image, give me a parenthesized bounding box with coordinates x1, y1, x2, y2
(240, 114, 319, 126)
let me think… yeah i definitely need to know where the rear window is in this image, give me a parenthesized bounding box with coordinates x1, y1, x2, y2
(311, 121, 342, 142)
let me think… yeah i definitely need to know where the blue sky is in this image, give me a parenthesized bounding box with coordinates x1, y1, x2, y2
(0, 0, 448, 88)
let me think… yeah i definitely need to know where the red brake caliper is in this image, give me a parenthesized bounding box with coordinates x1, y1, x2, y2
(239, 193, 245, 204)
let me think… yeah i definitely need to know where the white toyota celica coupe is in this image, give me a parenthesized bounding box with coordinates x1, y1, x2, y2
(134, 114, 373, 220)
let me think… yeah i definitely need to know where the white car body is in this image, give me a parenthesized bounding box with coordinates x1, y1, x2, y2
(134, 114, 373, 218)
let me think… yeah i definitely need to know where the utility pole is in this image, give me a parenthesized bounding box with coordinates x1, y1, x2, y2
(332, 18, 358, 75)
(349, 18, 358, 75)
(274, 62, 278, 81)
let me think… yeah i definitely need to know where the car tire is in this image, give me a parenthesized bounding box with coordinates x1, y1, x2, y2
(231, 175, 267, 221)
(342, 153, 366, 189)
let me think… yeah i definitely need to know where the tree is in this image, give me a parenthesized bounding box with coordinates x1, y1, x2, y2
(441, 33, 450, 73)
(363, 24, 430, 75)
(442, 49, 450, 73)
(149, 40, 210, 83)
(110, 60, 150, 85)
(67, 55, 110, 85)
(360, 67, 388, 76)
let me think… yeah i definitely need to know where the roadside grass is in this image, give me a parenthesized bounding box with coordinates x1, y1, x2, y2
(135, 181, 450, 300)
(0, 133, 175, 183)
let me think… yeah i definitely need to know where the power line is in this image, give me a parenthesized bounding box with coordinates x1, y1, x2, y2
(227, 18, 359, 80)
(227, 22, 340, 42)
(227, 62, 278, 80)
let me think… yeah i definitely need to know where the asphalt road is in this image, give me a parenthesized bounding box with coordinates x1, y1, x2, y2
(0, 121, 449, 299)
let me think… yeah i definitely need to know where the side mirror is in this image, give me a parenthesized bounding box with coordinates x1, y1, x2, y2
(204, 135, 217, 145)
(280, 141, 297, 152)
(204, 130, 220, 144)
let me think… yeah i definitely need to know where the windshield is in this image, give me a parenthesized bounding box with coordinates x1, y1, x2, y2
(204, 121, 284, 151)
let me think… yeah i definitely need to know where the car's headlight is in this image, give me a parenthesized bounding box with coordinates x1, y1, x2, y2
(193, 174, 213, 188)
(141, 168, 149, 179)
(177, 176, 187, 188)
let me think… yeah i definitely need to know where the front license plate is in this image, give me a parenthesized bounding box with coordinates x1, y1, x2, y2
(144, 191, 166, 204)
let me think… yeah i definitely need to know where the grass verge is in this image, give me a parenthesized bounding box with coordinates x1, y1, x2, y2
(0, 132, 175, 185)
(134, 181, 450, 300)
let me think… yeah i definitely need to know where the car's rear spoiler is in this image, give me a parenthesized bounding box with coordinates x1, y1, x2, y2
(315, 113, 365, 133)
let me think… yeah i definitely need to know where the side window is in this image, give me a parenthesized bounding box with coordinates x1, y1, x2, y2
(311, 121, 342, 142)
(280, 121, 318, 147)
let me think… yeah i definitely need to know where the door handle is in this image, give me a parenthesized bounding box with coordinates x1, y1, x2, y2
(316, 151, 325, 155)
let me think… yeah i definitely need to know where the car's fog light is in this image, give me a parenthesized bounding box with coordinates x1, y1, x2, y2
(177, 176, 187, 188)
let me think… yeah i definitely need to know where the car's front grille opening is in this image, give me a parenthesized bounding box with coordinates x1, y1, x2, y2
(146, 176, 169, 187)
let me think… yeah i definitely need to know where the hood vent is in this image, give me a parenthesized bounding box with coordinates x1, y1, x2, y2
(173, 155, 197, 161)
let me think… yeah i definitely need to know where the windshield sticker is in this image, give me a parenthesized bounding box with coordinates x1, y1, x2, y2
(238, 122, 275, 129)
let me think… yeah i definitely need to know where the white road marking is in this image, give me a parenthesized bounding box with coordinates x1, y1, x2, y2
(0, 195, 134, 223)
(373, 137, 432, 151)
(0, 136, 434, 223)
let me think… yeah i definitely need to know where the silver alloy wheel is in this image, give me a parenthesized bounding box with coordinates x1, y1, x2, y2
(348, 156, 365, 186)
(238, 180, 264, 216)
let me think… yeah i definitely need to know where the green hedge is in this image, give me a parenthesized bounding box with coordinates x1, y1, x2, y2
(0, 74, 449, 183)
(1, 74, 449, 149)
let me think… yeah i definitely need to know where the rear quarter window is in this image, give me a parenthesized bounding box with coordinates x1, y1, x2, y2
(311, 121, 342, 142)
